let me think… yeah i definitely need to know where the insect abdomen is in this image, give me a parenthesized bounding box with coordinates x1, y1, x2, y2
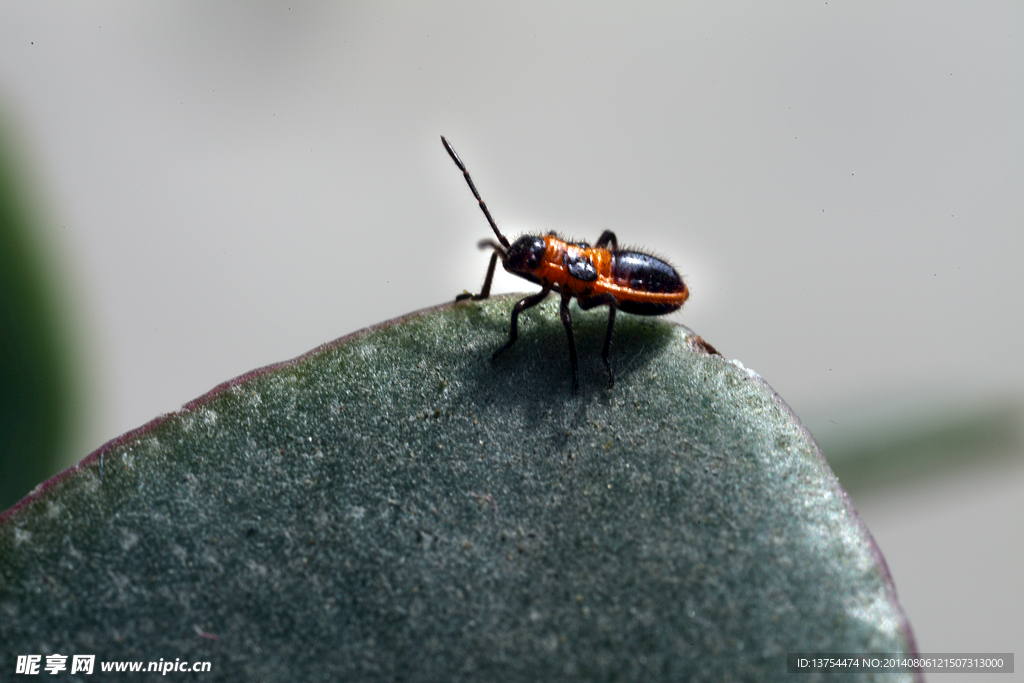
(610, 251, 688, 315)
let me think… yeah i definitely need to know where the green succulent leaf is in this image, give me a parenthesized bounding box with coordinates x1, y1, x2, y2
(0, 296, 918, 681)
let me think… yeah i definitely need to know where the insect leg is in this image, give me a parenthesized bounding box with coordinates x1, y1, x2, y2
(456, 251, 499, 302)
(559, 292, 580, 391)
(601, 301, 617, 387)
(577, 293, 618, 387)
(493, 286, 552, 360)
(594, 230, 618, 250)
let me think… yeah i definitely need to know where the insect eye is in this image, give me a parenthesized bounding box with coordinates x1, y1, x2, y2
(526, 238, 546, 267)
(507, 236, 547, 271)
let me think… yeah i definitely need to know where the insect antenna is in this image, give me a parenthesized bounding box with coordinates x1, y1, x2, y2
(441, 136, 511, 250)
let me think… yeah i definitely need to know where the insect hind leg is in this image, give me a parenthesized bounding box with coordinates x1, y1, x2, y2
(594, 230, 618, 250)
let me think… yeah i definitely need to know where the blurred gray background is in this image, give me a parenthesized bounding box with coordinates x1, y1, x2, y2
(1, 3, 1020, 677)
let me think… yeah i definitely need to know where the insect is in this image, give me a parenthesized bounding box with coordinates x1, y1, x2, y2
(442, 136, 689, 390)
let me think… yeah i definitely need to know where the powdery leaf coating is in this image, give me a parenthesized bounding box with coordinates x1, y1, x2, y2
(0, 296, 919, 682)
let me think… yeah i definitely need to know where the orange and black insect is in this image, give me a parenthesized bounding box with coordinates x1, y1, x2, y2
(443, 136, 689, 390)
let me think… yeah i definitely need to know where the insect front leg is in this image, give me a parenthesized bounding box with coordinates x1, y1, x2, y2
(578, 293, 618, 387)
(493, 286, 552, 360)
(559, 292, 580, 391)
(456, 251, 499, 302)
